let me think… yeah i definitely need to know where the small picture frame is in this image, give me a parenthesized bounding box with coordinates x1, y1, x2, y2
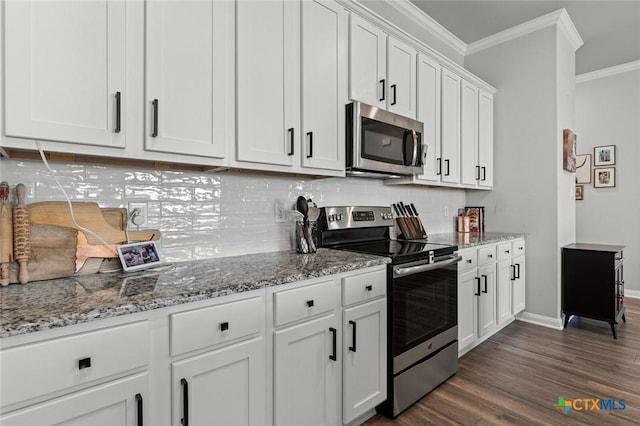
(563, 129, 577, 172)
(594, 167, 616, 188)
(117, 240, 163, 272)
(575, 185, 584, 200)
(594, 145, 616, 166)
(575, 154, 591, 184)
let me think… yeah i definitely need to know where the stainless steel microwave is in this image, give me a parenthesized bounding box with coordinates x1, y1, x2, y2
(346, 102, 424, 178)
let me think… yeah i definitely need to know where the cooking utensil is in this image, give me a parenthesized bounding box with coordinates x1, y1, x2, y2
(13, 184, 31, 284)
(296, 196, 308, 221)
(0, 182, 12, 286)
(9, 223, 76, 283)
(410, 203, 427, 238)
(392, 203, 411, 239)
(28, 201, 160, 244)
(399, 202, 418, 239)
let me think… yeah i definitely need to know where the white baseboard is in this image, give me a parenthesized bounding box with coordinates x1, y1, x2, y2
(516, 311, 564, 330)
(625, 289, 640, 299)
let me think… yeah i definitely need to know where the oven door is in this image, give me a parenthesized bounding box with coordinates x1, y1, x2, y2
(391, 254, 461, 374)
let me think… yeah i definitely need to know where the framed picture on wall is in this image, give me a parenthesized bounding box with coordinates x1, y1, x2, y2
(575, 185, 584, 200)
(594, 145, 616, 166)
(563, 129, 577, 172)
(594, 167, 616, 188)
(575, 154, 591, 184)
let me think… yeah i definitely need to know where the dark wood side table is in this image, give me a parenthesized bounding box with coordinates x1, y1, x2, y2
(562, 243, 626, 339)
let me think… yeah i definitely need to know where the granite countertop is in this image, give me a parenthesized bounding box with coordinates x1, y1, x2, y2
(428, 232, 526, 250)
(0, 249, 389, 338)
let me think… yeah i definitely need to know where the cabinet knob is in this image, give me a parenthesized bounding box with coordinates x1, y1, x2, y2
(505, 250, 510, 254)
(220, 322, 229, 331)
(78, 357, 92, 370)
(467, 259, 473, 263)
(306, 300, 314, 308)
(365, 285, 373, 291)
(488, 254, 493, 258)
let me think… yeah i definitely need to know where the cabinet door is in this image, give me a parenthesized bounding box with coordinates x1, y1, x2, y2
(387, 37, 417, 119)
(416, 54, 441, 182)
(145, 0, 229, 159)
(477, 264, 498, 338)
(1, 373, 147, 426)
(496, 259, 513, 325)
(457, 269, 478, 355)
(512, 255, 526, 315)
(342, 299, 387, 424)
(349, 14, 386, 109)
(172, 338, 265, 426)
(301, 0, 345, 171)
(460, 79, 479, 186)
(440, 68, 461, 184)
(236, 0, 298, 166)
(274, 315, 339, 426)
(4, 0, 126, 148)
(478, 89, 494, 187)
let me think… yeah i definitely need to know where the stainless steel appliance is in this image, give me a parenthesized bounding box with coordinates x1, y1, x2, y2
(318, 206, 461, 418)
(346, 102, 424, 178)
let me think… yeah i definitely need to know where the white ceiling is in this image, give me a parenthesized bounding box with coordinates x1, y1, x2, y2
(409, 1, 640, 75)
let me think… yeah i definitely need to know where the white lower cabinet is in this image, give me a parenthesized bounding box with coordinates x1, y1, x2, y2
(169, 291, 266, 426)
(274, 314, 339, 426)
(0, 320, 150, 425)
(0, 373, 148, 426)
(269, 266, 387, 426)
(458, 240, 525, 357)
(172, 337, 265, 426)
(1, 266, 388, 426)
(342, 295, 386, 424)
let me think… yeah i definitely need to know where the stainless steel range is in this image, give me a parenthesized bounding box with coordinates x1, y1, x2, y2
(318, 206, 461, 418)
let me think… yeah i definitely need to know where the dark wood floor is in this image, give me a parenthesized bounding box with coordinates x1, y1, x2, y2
(365, 298, 640, 426)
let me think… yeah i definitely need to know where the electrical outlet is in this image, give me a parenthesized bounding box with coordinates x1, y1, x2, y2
(275, 202, 287, 223)
(128, 202, 148, 228)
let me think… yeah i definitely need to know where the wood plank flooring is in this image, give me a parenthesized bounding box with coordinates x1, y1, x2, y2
(365, 298, 640, 426)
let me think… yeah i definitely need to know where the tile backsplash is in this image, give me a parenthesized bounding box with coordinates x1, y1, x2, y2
(1, 158, 465, 262)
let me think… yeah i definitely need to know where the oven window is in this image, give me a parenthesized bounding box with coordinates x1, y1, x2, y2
(392, 265, 457, 358)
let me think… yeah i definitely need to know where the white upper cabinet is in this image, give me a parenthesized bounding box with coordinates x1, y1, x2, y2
(478, 89, 494, 188)
(236, 0, 297, 167)
(145, 0, 231, 159)
(301, 0, 346, 171)
(349, 14, 386, 109)
(387, 37, 417, 119)
(236, 0, 345, 173)
(4, 0, 126, 148)
(460, 79, 479, 186)
(416, 53, 441, 182)
(440, 68, 461, 184)
(349, 14, 416, 118)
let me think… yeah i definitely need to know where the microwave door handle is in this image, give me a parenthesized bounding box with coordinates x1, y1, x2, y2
(411, 130, 419, 166)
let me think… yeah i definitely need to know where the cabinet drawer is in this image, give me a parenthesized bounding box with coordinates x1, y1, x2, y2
(342, 269, 386, 306)
(512, 240, 525, 256)
(171, 295, 263, 357)
(0, 321, 149, 408)
(273, 279, 336, 327)
(478, 245, 496, 266)
(497, 243, 512, 261)
(458, 249, 478, 271)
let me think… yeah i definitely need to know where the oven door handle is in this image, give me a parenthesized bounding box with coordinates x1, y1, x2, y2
(393, 255, 462, 277)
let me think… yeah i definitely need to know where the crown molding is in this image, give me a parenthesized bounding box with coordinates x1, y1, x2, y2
(576, 60, 640, 84)
(466, 8, 583, 56)
(381, 0, 467, 57)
